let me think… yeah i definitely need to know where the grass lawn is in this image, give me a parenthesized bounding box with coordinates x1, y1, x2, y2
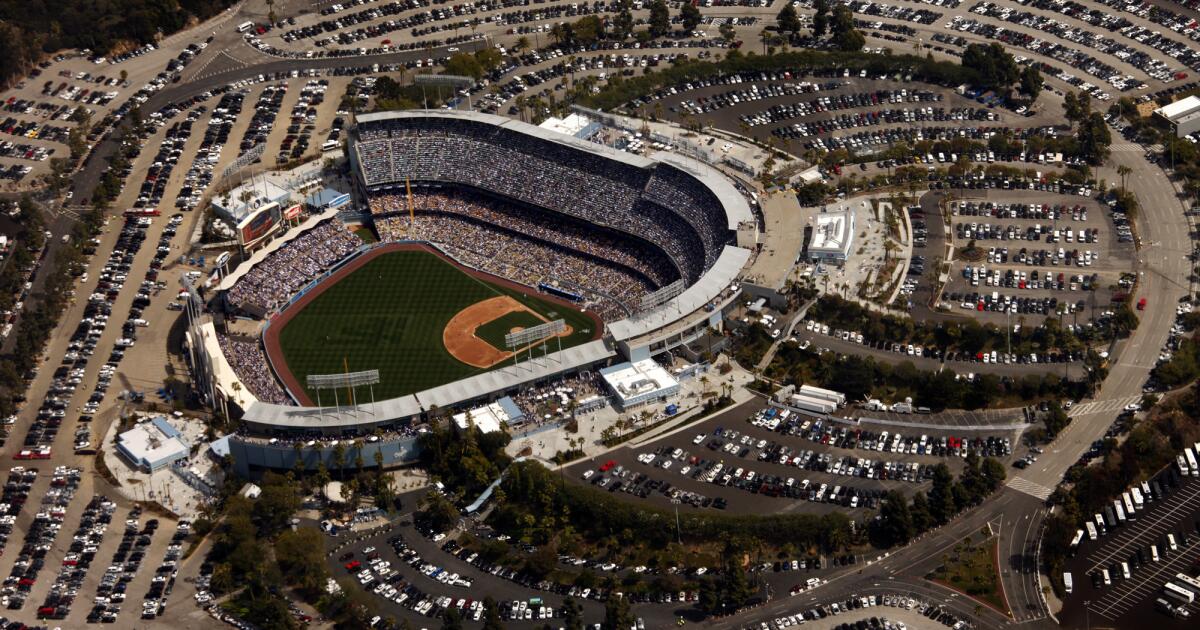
(276, 249, 596, 400)
(473, 310, 548, 352)
(926, 536, 1008, 614)
(354, 227, 377, 243)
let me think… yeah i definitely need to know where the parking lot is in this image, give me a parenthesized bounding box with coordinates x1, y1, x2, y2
(943, 189, 1135, 327)
(1061, 466, 1200, 627)
(565, 400, 1020, 517)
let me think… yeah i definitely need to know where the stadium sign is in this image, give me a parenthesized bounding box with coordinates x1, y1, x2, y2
(236, 202, 282, 250)
(283, 203, 302, 220)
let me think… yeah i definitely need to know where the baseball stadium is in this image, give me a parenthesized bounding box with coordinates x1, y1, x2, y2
(185, 110, 754, 475)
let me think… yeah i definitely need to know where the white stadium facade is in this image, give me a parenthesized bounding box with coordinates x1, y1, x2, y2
(184, 110, 756, 476)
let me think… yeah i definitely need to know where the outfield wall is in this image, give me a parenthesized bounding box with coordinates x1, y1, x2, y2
(227, 433, 420, 477)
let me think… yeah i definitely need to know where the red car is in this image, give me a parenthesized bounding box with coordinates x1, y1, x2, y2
(1137, 297, 1147, 311)
(344, 560, 361, 571)
(598, 460, 616, 472)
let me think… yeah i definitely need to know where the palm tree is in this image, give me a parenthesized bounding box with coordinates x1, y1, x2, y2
(759, 29, 771, 54)
(1117, 164, 1132, 192)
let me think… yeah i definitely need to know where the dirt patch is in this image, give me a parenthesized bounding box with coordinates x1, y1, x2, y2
(443, 296, 573, 368)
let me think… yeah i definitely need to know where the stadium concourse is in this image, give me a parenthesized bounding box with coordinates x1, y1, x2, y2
(184, 110, 754, 477)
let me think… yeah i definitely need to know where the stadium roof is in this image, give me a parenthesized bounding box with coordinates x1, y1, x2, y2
(240, 340, 614, 429)
(608, 246, 751, 342)
(654, 153, 753, 230)
(415, 340, 614, 409)
(241, 393, 423, 429)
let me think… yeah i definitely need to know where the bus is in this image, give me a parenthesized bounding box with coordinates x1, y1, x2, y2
(1165, 582, 1195, 605)
(1140, 480, 1152, 501)
(1174, 573, 1200, 595)
(1179, 454, 1190, 477)
(1086, 521, 1098, 541)
(1103, 506, 1117, 529)
(236, 21, 254, 33)
(1064, 572, 1074, 594)
(1114, 501, 1126, 525)
(1070, 529, 1085, 551)
(1187, 447, 1199, 476)
(1094, 513, 1107, 535)
(1132, 487, 1145, 511)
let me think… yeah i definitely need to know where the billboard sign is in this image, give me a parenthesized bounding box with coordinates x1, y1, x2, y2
(237, 202, 281, 249)
(283, 203, 302, 220)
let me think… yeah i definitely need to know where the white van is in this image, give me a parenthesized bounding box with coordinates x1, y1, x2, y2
(236, 21, 254, 33)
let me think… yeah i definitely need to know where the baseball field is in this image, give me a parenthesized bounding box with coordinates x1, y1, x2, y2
(269, 244, 600, 403)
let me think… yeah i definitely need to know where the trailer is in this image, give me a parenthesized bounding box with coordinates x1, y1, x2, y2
(1132, 487, 1145, 511)
(1165, 582, 1195, 605)
(798, 384, 846, 406)
(788, 394, 837, 414)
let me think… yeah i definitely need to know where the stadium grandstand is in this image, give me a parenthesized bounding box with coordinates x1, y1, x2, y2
(188, 110, 753, 476)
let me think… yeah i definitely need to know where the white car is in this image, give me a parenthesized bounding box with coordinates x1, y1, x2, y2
(693, 434, 705, 445)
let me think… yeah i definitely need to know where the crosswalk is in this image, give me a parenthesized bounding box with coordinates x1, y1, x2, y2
(1067, 395, 1142, 418)
(1109, 142, 1146, 152)
(1006, 476, 1055, 500)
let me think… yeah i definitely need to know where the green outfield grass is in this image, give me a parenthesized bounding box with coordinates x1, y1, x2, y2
(473, 310, 547, 353)
(275, 249, 597, 400)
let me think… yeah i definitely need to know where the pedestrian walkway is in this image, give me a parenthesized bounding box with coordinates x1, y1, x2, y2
(1006, 476, 1054, 500)
(1066, 395, 1141, 418)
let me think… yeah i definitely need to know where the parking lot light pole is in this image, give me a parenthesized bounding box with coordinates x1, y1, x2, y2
(671, 498, 681, 545)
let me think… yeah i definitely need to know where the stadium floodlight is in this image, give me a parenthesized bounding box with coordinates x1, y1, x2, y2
(640, 279, 686, 312)
(220, 143, 265, 182)
(505, 320, 566, 350)
(307, 370, 381, 390)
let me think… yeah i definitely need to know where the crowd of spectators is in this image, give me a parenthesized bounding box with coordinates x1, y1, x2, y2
(225, 220, 362, 312)
(216, 334, 292, 405)
(376, 213, 634, 323)
(353, 116, 733, 283)
(512, 373, 607, 424)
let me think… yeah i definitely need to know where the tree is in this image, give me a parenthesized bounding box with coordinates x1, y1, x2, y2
(648, 0, 671, 38)
(1078, 111, 1112, 165)
(444, 52, 484, 79)
(870, 490, 915, 547)
(813, 0, 830, 37)
(719, 22, 736, 44)
(417, 490, 461, 532)
(910, 491, 933, 533)
(680, 3, 703, 33)
(602, 596, 635, 630)
(961, 42, 1020, 92)
(777, 4, 802, 36)
(561, 597, 583, 630)
(274, 528, 328, 596)
(928, 463, 957, 525)
(613, 1, 634, 40)
(441, 607, 464, 630)
(829, 5, 863, 51)
(1018, 66, 1043, 102)
(837, 27, 866, 52)
(481, 597, 505, 630)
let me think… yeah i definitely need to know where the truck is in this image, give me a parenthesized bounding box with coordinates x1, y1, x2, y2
(1085, 521, 1098, 541)
(798, 384, 846, 407)
(1132, 487, 1145, 511)
(1070, 529, 1085, 551)
(1186, 447, 1199, 476)
(1179, 453, 1191, 477)
(1122, 492, 1136, 519)
(788, 394, 837, 415)
(891, 401, 914, 414)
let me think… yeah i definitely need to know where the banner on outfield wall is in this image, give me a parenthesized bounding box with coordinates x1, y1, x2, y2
(237, 202, 282, 250)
